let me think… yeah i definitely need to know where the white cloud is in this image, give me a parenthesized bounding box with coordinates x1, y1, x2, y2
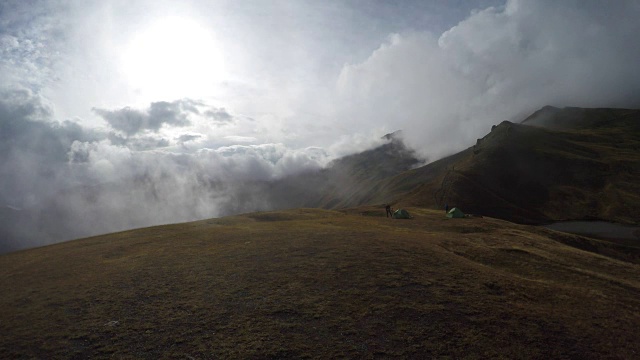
(213, 143, 328, 179)
(223, 135, 256, 143)
(335, 0, 640, 159)
(0, 89, 333, 252)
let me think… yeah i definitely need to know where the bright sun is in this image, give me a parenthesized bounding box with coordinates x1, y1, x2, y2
(121, 16, 225, 100)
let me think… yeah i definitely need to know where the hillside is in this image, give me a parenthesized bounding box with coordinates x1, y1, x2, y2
(259, 106, 640, 226)
(2, 208, 640, 358)
(373, 107, 640, 225)
(264, 132, 421, 210)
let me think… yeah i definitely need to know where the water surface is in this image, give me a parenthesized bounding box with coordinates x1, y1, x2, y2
(544, 221, 640, 242)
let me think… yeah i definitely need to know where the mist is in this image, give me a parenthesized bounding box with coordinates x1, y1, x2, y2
(2, 0, 640, 252)
(0, 89, 330, 253)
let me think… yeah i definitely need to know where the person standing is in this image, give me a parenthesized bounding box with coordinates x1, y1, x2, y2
(385, 204, 393, 218)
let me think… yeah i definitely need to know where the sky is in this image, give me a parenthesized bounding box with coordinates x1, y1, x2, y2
(2, 0, 640, 252)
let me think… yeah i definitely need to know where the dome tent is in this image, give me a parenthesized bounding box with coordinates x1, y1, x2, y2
(392, 209, 412, 219)
(447, 207, 465, 218)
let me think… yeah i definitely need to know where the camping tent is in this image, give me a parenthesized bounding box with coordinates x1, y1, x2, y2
(392, 209, 412, 219)
(447, 207, 465, 218)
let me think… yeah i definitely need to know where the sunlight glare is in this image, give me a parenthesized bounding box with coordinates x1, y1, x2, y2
(121, 16, 225, 100)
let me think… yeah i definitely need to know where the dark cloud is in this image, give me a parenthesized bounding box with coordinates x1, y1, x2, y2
(92, 107, 146, 135)
(0, 87, 51, 123)
(0, 88, 98, 177)
(93, 99, 197, 136)
(0, 88, 99, 252)
(204, 107, 233, 123)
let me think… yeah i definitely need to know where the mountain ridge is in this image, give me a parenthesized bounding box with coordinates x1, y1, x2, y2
(317, 106, 640, 225)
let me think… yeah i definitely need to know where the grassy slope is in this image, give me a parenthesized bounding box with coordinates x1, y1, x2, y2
(382, 109, 640, 225)
(2, 208, 640, 359)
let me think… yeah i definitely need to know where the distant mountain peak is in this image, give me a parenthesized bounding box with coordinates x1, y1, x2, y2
(382, 130, 403, 141)
(521, 105, 561, 125)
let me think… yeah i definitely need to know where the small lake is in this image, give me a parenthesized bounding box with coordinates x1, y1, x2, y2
(543, 221, 640, 242)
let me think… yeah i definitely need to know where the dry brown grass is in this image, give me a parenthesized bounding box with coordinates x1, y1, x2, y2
(2, 207, 640, 359)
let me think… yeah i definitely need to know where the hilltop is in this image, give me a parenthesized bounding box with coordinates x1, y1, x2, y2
(2, 207, 640, 358)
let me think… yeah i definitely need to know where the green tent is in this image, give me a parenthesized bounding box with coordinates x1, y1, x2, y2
(392, 209, 412, 219)
(447, 207, 465, 218)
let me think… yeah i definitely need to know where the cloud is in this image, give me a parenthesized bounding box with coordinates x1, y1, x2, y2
(93, 99, 197, 136)
(0, 87, 52, 122)
(204, 107, 233, 123)
(0, 87, 101, 252)
(212, 143, 328, 180)
(0, 88, 99, 199)
(0, 88, 331, 253)
(177, 134, 201, 144)
(0, 1, 69, 91)
(223, 135, 257, 143)
(99, 133, 172, 151)
(336, 0, 640, 159)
